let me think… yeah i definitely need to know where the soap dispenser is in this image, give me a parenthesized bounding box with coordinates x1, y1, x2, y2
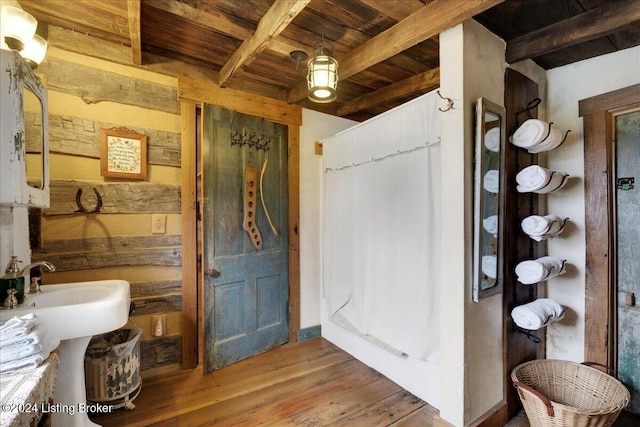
(0, 256, 25, 306)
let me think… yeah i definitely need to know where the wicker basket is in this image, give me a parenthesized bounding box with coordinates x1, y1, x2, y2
(511, 359, 630, 427)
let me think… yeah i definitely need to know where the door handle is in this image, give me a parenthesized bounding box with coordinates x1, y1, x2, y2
(205, 268, 221, 278)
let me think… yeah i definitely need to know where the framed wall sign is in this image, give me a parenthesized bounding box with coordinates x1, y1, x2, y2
(100, 127, 147, 180)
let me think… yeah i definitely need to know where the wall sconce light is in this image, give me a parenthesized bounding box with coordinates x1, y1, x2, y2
(1, 5, 37, 51)
(1, 5, 47, 69)
(21, 33, 47, 69)
(306, 36, 338, 103)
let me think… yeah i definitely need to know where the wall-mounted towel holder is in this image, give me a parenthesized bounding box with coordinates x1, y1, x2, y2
(515, 325, 541, 344)
(514, 97, 541, 128)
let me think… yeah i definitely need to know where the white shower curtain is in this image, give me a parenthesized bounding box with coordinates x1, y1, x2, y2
(322, 90, 441, 361)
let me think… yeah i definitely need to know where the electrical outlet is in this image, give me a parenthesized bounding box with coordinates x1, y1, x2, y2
(151, 214, 166, 234)
(152, 315, 167, 337)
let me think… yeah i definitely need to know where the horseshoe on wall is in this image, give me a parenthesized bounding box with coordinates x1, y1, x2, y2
(75, 188, 103, 213)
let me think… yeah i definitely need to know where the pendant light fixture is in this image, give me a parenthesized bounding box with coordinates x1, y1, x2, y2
(306, 35, 338, 103)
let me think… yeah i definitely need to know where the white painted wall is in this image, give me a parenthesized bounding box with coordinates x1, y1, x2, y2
(438, 20, 507, 426)
(299, 109, 355, 329)
(544, 45, 640, 362)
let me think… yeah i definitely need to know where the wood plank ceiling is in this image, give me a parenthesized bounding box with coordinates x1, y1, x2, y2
(18, 0, 640, 122)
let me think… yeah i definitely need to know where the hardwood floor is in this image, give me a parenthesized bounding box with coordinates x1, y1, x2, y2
(90, 338, 439, 426)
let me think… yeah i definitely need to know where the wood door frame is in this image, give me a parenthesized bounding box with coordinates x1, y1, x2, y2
(179, 78, 303, 369)
(579, 83, 640, 367)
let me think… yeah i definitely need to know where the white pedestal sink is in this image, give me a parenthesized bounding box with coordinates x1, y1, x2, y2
(0, 280, 130, 427)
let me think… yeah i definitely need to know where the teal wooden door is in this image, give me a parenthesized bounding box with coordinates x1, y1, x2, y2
(615, 109, 640, 414)
(202, 105, 289, 373)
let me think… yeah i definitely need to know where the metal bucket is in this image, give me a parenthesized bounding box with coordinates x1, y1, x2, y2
(84, 326, 142, 410)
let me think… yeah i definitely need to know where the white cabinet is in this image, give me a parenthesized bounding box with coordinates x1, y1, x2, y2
(0, 49, 49, 207)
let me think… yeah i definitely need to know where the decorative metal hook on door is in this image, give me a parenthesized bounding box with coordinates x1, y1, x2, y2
(437, 90, 454, 112)
(75, 188, 103, 213)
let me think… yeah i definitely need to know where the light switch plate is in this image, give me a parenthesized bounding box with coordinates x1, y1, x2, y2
(151, 214, 166, 234)
(152, 315, 167, 337)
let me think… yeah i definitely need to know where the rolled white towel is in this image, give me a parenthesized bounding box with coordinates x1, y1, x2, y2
(510, 119, 566, 153)
(515, 256, 566, 285)
(484, 127, 500, 152)
(484, 170, 500, 193)
(521, 215, 568, 241)
(511, 298, 565, 330)
(516, 165, 569, 194)
(483, 215, 498, 236)
(510, 119, 547, 149)
(482, 255, 497, 279)
(528, 124, 564, 153)
(537, 170, 569, 194)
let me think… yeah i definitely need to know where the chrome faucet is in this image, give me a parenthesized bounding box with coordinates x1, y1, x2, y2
(19, 261, 56, 293)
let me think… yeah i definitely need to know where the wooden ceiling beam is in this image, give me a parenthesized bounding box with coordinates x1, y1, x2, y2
(127, 0, 142, 65)
(287, 0, 504, 103)
(144, 0, 255, 40)
(45, 25, 287, 101)
(219, 0, 310, 88)
(337, 68, 440, 116)
(506, 0, 640, 63)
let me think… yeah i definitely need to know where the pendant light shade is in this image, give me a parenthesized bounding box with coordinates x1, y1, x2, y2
(1, 5, 37, 51)
(307, 37, 338, 103)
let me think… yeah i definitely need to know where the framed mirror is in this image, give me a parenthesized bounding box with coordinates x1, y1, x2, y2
(473, 97, 506, 302)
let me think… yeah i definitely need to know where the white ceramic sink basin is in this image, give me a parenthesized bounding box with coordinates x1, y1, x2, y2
(0, 279, 130, 341)
(0, 279, 130, 427)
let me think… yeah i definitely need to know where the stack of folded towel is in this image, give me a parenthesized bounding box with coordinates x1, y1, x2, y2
(511, 298, 565, 330)
(521, 214, 568, 241)
(516, 165, 569, 194)
(515, 256, 566, 285)
(0, 314, 59, 374)
(510, 119, 567, 153)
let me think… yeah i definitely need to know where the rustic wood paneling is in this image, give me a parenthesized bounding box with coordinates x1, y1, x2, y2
(32, 248, 181, 271)
(26, 112, 181, 167)
(36, 57, 180, 115)
(46, 180, 181, 215)
(130, 279, 181, 297)
(131, 293, 182, 316)
(140, 335, 182, 370)
(39, 234, 181, 253)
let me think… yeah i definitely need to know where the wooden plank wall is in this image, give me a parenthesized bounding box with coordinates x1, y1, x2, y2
(30, 47, 183, 377)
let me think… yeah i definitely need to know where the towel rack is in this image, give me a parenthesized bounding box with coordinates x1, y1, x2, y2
(515, 325, 541, 344)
